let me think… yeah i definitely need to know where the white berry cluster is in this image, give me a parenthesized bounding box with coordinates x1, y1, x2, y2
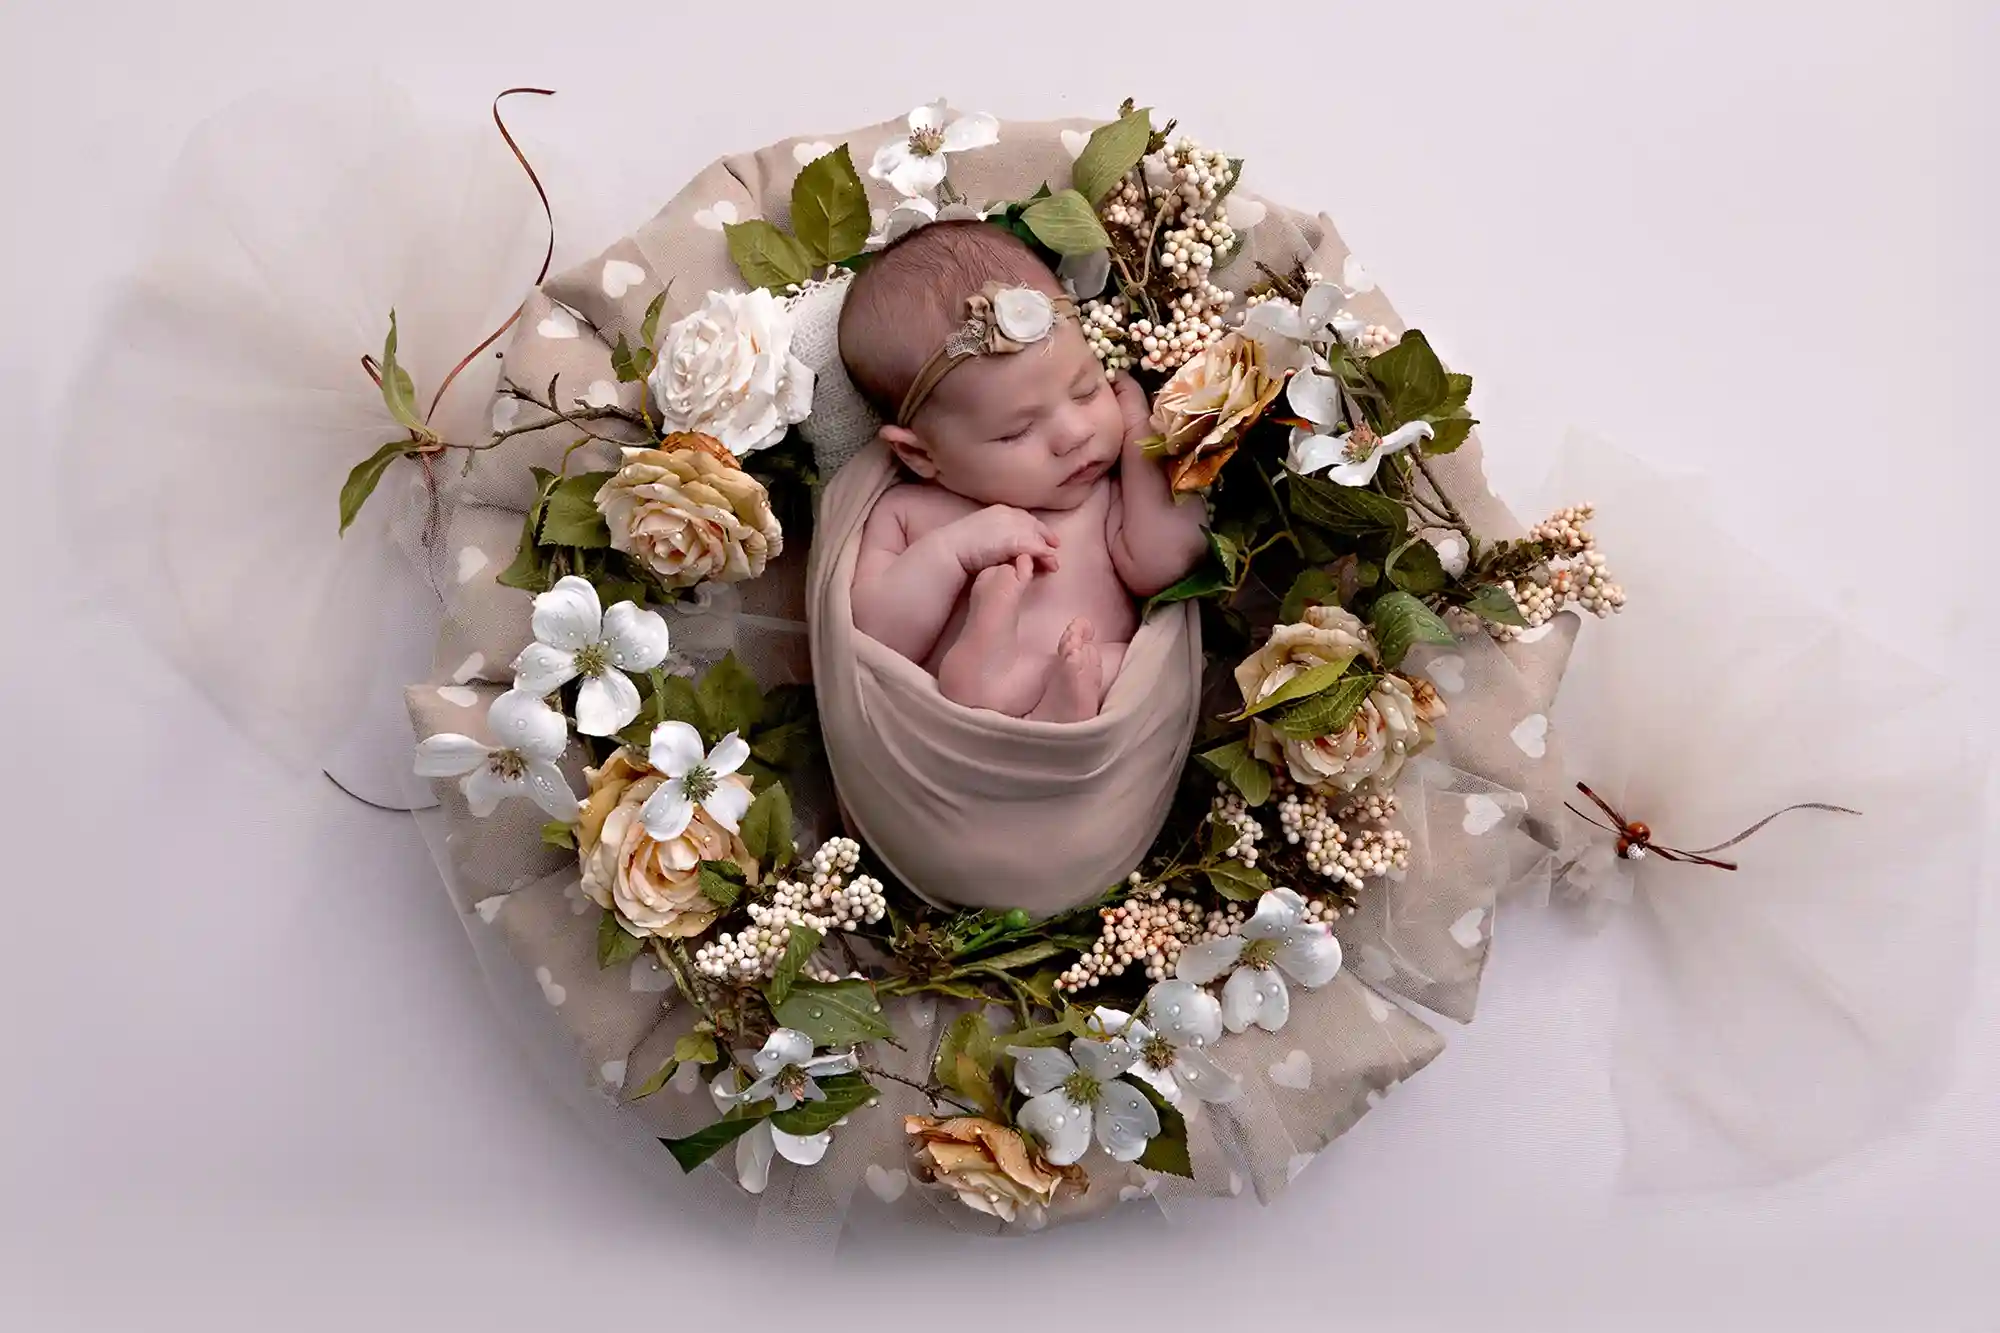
(1489, 503, 1628, 641)
(1208, 788, 1264, 866)
(1351, 324, 1398, 355)
(691, 838, 887, 983)
(1057, 879, 1209, 994)
(1276, 789, 1411, 892)
(1081, 135, 1243, 376)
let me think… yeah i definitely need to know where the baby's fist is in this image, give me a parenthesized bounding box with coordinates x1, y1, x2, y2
(1112, 372, 1154, 446)
(954, 504, 1060, 573)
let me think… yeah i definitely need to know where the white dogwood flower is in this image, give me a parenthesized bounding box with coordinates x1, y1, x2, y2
(1288, 418, 1434, 488)
(1095, 983, 1243, 1110)
(1240, 281, 1363, 372)
(707, 1032, 857, 1195)
(510, 576, 670, 736)
(715, 1029, 859, 1111)
(1175, 888, 1344, 1033)
(639, 721, 753, 840)
(1006, 1038, 1160, 1166)
(869, 100, 999, 198)
(414, 689, 578, 820)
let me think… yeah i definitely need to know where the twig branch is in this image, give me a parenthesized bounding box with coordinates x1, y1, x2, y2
(860, 1065, 982, 1116)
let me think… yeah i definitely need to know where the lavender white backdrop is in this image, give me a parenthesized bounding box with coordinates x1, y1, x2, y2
(2, 1, 1996, 1329)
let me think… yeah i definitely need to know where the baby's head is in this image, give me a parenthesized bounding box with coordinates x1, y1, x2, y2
(840, 221, 1123, 511)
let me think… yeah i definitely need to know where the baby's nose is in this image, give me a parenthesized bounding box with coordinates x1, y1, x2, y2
(1049, 407, 1094, 453)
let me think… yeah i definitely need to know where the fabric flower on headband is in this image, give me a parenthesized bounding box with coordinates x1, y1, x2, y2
(896, 283, 1078, 426)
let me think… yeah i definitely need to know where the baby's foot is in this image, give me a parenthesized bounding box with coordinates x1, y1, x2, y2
(1031, 618, 1104, 722)
(938, 555, 1033, 711)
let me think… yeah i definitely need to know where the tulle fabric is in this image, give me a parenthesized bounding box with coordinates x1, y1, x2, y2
(61, 77, 593, 804)
(1545, 432, 1989, 1190)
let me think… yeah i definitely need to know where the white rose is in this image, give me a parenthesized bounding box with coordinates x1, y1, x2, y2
(647, 288, 816, 455)
(992, 287, 1055, 343)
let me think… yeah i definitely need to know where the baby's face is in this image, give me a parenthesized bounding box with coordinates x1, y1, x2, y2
(904, 324, 1124, 511)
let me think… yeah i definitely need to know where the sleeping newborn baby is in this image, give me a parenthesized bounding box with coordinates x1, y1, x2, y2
(839, 221, 1209, 720)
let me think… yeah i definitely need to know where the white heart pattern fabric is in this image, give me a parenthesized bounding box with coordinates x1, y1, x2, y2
(536, 305, 579, 340)
(1268, 1049, 1314, 1090)
(582, 379, 620, 410)
(491, 396, 521, 432)
(450, 652, 486, 684)
(1449, 908, 1486, 950)
(534, 966, 566, 1007)
(693, 200, 739, 231)
(1462, 793, 1506, 835)
(599, 1059, 627, 1088)
(1429, 653, 1467, 694)
(863, 1164, 909, 1203)
(473, 895, 507, 924)
(600, 259, 647, 299)
(1060, 128, 1090, 160)
(792, 140, 835, 166)
(454, 546, 489, 584)
(1510, 713, 1550, 759)
(435, 685, 478, 709)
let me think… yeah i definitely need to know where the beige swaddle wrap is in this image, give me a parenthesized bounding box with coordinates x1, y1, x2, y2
(806, 439, 1202, 914)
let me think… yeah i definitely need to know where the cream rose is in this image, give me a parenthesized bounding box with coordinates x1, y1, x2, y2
(577, 749, 757, 940)
(905, 1115, 1080, 1223)
(1234, 605, 1435, 793)
(594, 437, 783, 590)
(1147, 330, 1286, 493)
(647, 287, 815, 454)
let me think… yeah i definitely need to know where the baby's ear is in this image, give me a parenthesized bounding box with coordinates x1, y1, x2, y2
(878, 424, 937, 479)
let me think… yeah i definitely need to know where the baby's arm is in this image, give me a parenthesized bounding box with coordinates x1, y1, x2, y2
(852, 493, 1061, 665)
(1106, 373, 1210, 598)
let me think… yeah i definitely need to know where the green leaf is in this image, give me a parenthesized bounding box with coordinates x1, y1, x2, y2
(1021, 188, 1112, 256)
(959, 940, 1067, 973)
(1271, 673, 1377, 741)
(660, 1112, 770, 1173)
(764, 925, 822, 1008)
(739, 782, 795, 870)
(1369, 590, 1456, 669)
(1142, 557, 1232, 618)
(1207, 528, 1244, 583)
(723, 218, 813, 291)
(496, 469, 560, 591)
(1134, 1082, 1194, 1178)
(1071, 106, 1152, 205)
(1228, 655, 1357, 721)
(748, 719, 817, 770)
(1195, 739, 1273, 807)
(1367, 330, 1449, 422)
(1423, 416, 1475, 455)
(378, 310, 425, 433)
(1280, 567, 1339, 624)
(772, 979, 893, 1046)
(628, 1057, 678, 1101)
(537, 471, 615, 549)
(934, 1012, 1005, 1119)
(338, 441, 409, 535)
(675, 1028, 721, 1066)
(790, 143, 871, 266)
(540, 820, 576, 850)
(640, 290, 669, 349)
(610, 333, 655, 384)
(697, 859, 747, 910)
(769, 1071, 878, 1136)
(1463, 582, 1529, 628)
(1287, 472, 1408, 539)
(696, 652, 765, 737)
(1205, 860, 1272, 902)
(1436, 371, 1474, 418)
(1385, 536, 1449, 595)
(597, 911, 646, 969)
(619, 673, 707, 749)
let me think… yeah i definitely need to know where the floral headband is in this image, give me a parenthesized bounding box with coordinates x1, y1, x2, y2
(894, 281, 1078, 427)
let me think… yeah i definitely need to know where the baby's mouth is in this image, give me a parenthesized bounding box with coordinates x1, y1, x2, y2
(1064, 455, 1114, 485)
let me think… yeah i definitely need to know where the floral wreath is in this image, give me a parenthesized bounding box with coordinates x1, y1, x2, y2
(341, 99, 1635, 1229)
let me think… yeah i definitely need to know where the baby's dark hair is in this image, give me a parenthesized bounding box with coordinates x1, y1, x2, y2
(838, 220, 1063, 418)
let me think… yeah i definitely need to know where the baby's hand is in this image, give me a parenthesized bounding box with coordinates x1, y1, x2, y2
(1112, 372, 1154, 449)
(949, 504, 1061, 574)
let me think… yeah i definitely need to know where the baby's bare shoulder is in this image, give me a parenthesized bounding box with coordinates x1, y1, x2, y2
(862, 482, 977, 549)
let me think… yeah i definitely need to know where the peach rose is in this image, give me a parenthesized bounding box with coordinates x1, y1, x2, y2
(594, 435, 783, 591)
(1147, 331, 1286, 493)
(577, 748, 757, 939)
